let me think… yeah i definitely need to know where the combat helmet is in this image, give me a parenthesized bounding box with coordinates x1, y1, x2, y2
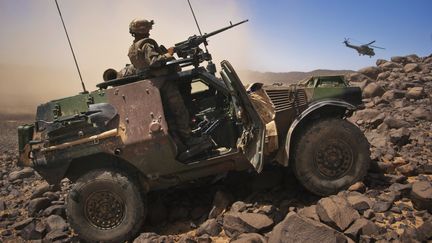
(129, 19, 154, 35)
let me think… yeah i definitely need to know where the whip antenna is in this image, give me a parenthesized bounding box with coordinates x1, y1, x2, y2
(187, 0, 210, 53)
(54, 0, 88, 93)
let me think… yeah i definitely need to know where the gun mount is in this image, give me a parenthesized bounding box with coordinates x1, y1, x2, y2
(166, 19, 248, 74)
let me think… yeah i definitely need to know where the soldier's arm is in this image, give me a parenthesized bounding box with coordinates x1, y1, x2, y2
(143, 43, 173, 68)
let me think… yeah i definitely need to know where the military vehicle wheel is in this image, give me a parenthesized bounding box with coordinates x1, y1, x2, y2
(66, 169, 146, 243)
(292, 118, 370, 196)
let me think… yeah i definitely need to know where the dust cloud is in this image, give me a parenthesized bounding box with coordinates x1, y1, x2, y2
(0, 0, 252, 114)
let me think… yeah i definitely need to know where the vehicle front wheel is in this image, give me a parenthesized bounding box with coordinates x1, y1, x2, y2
(66, 169, 146, 243)
(292, 118, 370, 196)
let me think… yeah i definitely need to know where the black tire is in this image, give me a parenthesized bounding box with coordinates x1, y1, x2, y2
(292, 118, 370, 196)
(66, 169, 146, 243)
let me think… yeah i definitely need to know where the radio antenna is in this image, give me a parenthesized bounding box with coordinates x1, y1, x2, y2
(187, 0, 209, 52)
(54, 0, 88, 94)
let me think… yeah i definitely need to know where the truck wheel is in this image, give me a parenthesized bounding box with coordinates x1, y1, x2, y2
(292, 118, 370, 196)
(66, 169, 146, 243)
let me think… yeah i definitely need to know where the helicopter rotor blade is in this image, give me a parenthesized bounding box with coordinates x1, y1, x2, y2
(370, 45, 385, 49)
(366, 40, 376, 45)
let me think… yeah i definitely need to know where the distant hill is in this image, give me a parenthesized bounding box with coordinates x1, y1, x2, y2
(237, 69, 355, 85)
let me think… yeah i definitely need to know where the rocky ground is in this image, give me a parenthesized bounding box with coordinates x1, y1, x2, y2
(0, 54, 432, 242)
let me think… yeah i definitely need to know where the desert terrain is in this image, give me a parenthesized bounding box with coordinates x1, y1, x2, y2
(0, 54, 431, 242)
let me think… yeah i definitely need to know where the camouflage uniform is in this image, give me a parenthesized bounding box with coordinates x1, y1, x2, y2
(128, 37, 192, 140)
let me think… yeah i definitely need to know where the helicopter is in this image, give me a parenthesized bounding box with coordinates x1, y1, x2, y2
(343, 38, 385, 57)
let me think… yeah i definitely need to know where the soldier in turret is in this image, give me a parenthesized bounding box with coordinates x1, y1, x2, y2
(128, 18, 212, 158)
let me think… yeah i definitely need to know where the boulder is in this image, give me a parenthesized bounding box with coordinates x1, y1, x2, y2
(362, 83, 385, 98)
(346, 72, 372, 83)
(358, 66, 381, 80)
(9, 167, 34, 181)
(372, 201, 392, 213)
(404, 63, 421, 73)
(31, 182, 53, 199)
(375, 59, 387, 66)
(44, 229, 69, 242)
(391, 56, 407, 64)
(380, 61, 403, 70)
(410, 181, 432, 213)
(405, 87, 425, 100)
(19, 221, 46, 240)
(346, 193, 374, 212)
(298, 205, 320, 221)
(316, 195, 360, 231)
(44, 215, 68, 232)
(389, 128, 410, 146)
(268, 212, 349, 243)
(405, 54, 420, 63)
(344, 218, 379, 241)
(383, 117, 408, 129)
(223, 212, 273, 237)
(28, 197, 51, 216)
(381, 90, 406, 101)
(230, 233, 267, 243)
(376, 71, 390, 80)
(196, 218, 221, 237)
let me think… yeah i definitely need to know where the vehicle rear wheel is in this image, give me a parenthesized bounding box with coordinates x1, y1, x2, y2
(66, 169, 146, 243)
(292, 118, 370, 196)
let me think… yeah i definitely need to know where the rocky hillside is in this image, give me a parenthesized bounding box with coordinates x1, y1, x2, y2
(238, 69, 354, 85)
(0, 54, 431, 242)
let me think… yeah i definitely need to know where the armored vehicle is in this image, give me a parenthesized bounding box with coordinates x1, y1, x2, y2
(17, 21, 370, 242)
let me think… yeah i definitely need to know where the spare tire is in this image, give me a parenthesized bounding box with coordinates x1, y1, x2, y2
(292, 118, 370, 196)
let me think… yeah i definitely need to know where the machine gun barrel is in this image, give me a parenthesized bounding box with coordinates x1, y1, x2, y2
(174, 19, 248, 56)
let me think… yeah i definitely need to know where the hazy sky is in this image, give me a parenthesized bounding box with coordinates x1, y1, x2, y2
(0, 0, 431, 113)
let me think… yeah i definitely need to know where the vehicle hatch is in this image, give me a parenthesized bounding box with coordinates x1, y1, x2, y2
(220, 60, 265, 172)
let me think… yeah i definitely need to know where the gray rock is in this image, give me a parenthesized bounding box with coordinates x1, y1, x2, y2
(44, 229, 69, 242)
(196, 218, 221, 237)
(298, 205, 320, 221)
(362, 83, 385, 98)
(412, 107, 432, 121)
(223, 212, 273, 237)
(9, 167, 34, 181)
(28, 197, 51, 216)
(230, 233, 267, 243)
(404, 63, 421, 73)
(391, 56, 407, 64)
(380, 61, 403, 70)
(358, 66, 381, 80)
(268, 212, 349, 243)
(383, 117, 408, 129)
(346, 193, 374, 212)
(389, 128, 410, 146)
(10, 217, 34, 230)
(209, 190, 233, 219)
(45, 215, 68, 232)
(410, 181, 432, 213)
(372, 201, 392, 213)
(19, 221, 46, 240)
(31, 182, 53, 199)
(344, 218, 379, 241)
(43, 205, 66, 218)
(406, 87, 425, 99)
(376, 59, 387, 67)
(231, 201, 249, 213)
(381, 90, 406, 101)
(134, 233, 173, 243)
(346, 72, 372, 83)
(316, 195, 360, 231)
(396, 163, 417, 177)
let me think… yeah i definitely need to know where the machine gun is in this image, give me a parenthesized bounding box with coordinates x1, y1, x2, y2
(166, 20, 248, 74)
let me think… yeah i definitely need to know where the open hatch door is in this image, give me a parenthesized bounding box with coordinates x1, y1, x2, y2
(220, 60, 265, 172)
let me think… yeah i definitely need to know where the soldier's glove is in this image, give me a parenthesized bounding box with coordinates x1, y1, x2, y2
(167, 47, 175, 56)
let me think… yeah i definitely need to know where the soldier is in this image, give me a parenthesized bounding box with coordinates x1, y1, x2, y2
(128, 18, 212, 158)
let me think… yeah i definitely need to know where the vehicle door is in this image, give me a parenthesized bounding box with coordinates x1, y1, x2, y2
(220, 60, 265, 172)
